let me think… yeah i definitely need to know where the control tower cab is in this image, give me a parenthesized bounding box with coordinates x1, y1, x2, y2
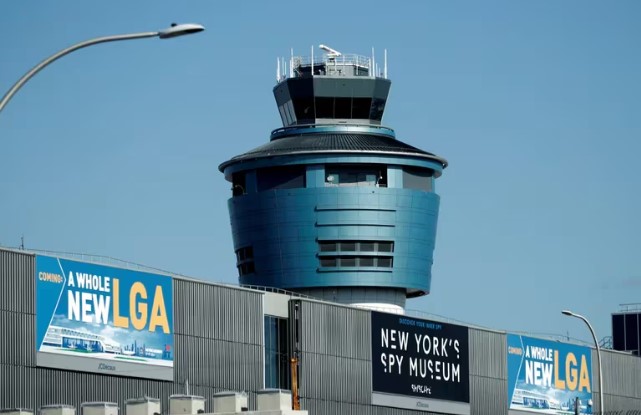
(219, 45, 447, 313)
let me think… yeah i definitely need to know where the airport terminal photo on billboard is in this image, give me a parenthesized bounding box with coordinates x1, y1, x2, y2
(35, 255, 174, 380)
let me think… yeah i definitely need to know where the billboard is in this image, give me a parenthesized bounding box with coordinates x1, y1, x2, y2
(507, 334, 593, 414)
(36, 255, 174, 380)
(371, 311, 470, 414)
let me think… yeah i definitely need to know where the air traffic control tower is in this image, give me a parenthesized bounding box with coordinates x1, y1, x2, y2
(219, 46, 447, 313)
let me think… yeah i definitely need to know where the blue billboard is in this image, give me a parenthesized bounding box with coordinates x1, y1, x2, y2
(507, 334, 593, 414)
(36, 255, 174, 380)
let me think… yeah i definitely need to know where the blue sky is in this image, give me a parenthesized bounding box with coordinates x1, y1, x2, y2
(2, 1, 640, 346)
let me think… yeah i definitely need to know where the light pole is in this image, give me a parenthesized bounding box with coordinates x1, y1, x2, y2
(562, 310, 604, 415)
(0, 23, 205, 114)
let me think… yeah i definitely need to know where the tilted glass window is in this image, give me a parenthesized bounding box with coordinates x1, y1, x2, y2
(403, 167, 433, 191)
(325, 164, 386, 188)
(235, 246, 255, 276)
(257, 166, 306, 191)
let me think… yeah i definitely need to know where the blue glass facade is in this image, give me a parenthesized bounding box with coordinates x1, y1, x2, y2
(219, 51, 447, 308)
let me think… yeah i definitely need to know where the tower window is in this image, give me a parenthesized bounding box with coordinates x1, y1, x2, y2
(232, 172, 247, 196)
(235, 246, 255, 276)
(315, 97, 333, 118)
(317, 240, 394, 253)
(317, 240, 394, 269)
(319, 241, 337, 252)
(317, 255, 393, 269)
(325, 164, 387, 188)
(257, 166, 306, 191)
(403, 167, 433, 191)
(352, 98, 372, 119)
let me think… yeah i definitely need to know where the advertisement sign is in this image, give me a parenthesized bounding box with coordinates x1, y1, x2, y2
(371, 311, 470, 414)
(36, 255, 174, 380)
(507, 334, 593, 414)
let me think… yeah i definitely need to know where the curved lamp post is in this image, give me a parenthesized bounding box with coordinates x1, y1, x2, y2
(0, 23, 204, 114)
(562, 310, 604, 415)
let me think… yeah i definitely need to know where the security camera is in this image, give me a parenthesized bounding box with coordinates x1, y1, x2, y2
(319, 44, 342, 57)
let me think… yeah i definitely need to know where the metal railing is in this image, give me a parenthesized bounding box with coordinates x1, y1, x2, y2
(294, 53, 370, 68)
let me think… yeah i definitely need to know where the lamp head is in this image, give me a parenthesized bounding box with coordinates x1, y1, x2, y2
(158, 23, 205, 39)
(561, 310, 574, 316)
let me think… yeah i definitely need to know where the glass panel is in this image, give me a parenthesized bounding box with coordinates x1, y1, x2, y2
(352, 98, 372, 119)
(625, 314, 639, 351)
(335, 97, 351, 118)
(340, 242, 356, 252)
(359, 257, 374, 267)
(378, 242, 394, 252)
(370, 98, 386, 121)
(340, 257, 357, 267)
(377, 257, 393, 268)
(257, 166, 306, 191)
(359, 242, 375, 252)
(264, 316, 279, 388)
(232, 172, 247, 196)
(403, 167, 433, 191)
(293, 97, 315, 122)
(325, 165, 381, 187)
(319, 242, 337, 252)
(315, 97, 334, 118)
(320, 257, 337, 267)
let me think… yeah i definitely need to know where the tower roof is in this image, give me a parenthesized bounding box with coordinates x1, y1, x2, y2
(219, 130, 448, 171)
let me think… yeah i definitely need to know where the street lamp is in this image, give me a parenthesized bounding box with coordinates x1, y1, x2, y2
(0, 23, 205, 114)
(562, 310, 604, 415)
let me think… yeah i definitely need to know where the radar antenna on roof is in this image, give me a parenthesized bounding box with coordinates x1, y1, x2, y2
(319, 44, 341, 58)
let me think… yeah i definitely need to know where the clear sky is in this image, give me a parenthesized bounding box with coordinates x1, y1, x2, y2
(2, 1, 640, 346)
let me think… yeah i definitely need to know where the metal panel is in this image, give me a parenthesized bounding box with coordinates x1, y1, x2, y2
(173, 278, 263, 345)
(173, 335, 263, 391)
(298, 299, 371, 359)
(0, 249, 35, 314)
(469, 328, 506, 379)
(0, 310, 35, 367)
(296, 299, 372, 405)
(469, 375, 507, 415)
(597, 348, 641, 412)
(299, 352, 371, 404)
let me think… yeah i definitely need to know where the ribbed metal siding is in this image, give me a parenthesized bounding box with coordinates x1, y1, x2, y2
(296, 300, 371, 405)
(469, 328, 506, 379)
(598, 349, 641, 412)
(173, 335, 263, 391)
(470, 376, 507, 415)
(298, 300, 370, 359)
(172, 278, 264, 391)
(0, 311, 35, 367)
(0, 250, 37, 370)
(173, 279, 263, 345)
(0, 249, 35, 314)
(468, 328, 508, 415)
(174, 279, 265, 391)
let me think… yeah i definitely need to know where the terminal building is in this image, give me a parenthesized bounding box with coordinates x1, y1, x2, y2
(1, 47, 641, 415)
